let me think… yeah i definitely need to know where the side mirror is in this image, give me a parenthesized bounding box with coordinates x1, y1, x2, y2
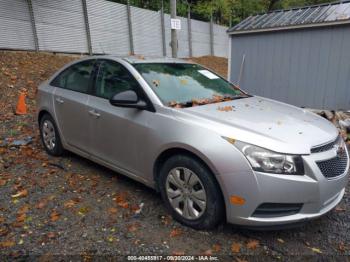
(109, 90, 148, 110)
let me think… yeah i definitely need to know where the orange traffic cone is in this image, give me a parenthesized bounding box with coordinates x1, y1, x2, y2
(15, 92, 27, 115)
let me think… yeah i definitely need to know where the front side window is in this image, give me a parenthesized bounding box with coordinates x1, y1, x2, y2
(133, 63, 247, 107)
(51, 60, 95, 93)
(95, 60, 140, 99)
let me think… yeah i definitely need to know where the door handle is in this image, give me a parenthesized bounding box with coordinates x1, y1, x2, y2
(55, 97, 64, 104)
(88, 109, 101, 118)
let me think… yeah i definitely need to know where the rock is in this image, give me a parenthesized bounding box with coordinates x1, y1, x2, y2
(339, 119, 350, 129)
(323, 110, 334, 121)
(133, 203, 144, 217)
(335, 111, 350, 121)
(10, 136, 33, 147)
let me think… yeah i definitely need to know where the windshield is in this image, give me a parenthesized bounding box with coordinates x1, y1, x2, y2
(133, 63, 248, 108)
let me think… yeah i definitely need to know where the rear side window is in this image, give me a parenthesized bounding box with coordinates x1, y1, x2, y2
(94, 60, 140, 99)
(51, 60, 95, 93)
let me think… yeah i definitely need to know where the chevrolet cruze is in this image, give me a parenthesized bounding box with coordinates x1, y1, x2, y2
(37, 56, 349, 229)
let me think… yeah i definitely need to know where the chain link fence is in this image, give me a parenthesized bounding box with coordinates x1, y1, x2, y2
(0, 0, 229, 58)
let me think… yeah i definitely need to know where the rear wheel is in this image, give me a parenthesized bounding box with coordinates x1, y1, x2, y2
(158, 154, 224, 229)
(39, 114, 64, 156)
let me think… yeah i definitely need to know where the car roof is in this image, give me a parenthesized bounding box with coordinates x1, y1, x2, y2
(84, 54, 193, 64)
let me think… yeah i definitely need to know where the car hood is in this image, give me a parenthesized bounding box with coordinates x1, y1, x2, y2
(176, 96, 338, 154)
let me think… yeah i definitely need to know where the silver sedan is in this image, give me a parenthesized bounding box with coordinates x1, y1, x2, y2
(37, 56, 349, 229)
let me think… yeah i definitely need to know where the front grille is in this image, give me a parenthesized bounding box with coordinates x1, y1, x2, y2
(311, 135, 341, 153)
(316, 153, 348, 178)
(252, 203, 303, 218)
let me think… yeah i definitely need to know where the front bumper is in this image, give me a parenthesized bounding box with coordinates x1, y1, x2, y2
(219, 146, 349, 227)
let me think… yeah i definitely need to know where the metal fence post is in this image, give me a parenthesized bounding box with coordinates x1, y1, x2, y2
(81, 0, 92, 55)
(187, 7, 192, 57)
(126, 0, 135, 55)
(27, 0, 39, 51)
(160, 2, 166, 56)
(209, 14, 214, 56)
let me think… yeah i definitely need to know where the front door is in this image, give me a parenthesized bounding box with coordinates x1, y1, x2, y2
(87, 60, 153, 176)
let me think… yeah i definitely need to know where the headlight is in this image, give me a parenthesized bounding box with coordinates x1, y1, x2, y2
(223, 138, 304, 175)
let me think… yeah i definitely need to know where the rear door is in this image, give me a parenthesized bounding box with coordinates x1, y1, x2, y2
(51, 59, 96, 154)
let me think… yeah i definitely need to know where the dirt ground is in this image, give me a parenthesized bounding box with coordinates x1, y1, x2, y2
(189, 56, 228, 78)
(0, 51, 349, 261)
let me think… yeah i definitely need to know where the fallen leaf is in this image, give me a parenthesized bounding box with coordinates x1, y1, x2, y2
(0, 240, 15, 248)
(309, 247, 322, 254)
(217, 105, 233, 112)
(48, 195, 56, 201)
(277, 238, 285, 243)
(50, 210, 60, 222)
(335, 206, 346, 212)
(0, 216, 4, 223)
(0, 227, 9, 237)
(16, 213, 26, 223)
(170, 228, 182, 238)
(119, 202, 129, 209)
(180, 79, 188, 85)
(11, 221, 24, 228)
(47, 232, 56, 239)
(172, 251, 185, 256)
(127, 224, 138, 232)
(36, 199, 48, 209)
(235, 258, 248, 262)
(115, 194, 129, 209)
(18, 204, 29, 214)
(107, 236, 114, 242)
(152, 79, 160, 87)
(78, 207, 90, 216)
(161, 215, 171, 225)
(338, 242, 345, 252)
(0, 179, 7, 186)
(231, 242, 241, 253)
(202, 249, 212, 256)
(212, 243, 221, 252)
(11, 189, 28, 198)
(246, 239, 259, 250)
(64, 199, 78, 208)
(108, 207, 118, 215)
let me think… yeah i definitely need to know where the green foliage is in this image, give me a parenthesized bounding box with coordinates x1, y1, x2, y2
(107, 0, 334, 26)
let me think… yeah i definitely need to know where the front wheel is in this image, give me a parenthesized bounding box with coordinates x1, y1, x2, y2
(158, 155, 224, 229)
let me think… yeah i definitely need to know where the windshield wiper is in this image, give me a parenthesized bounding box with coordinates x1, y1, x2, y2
(230, 94, 250, 100)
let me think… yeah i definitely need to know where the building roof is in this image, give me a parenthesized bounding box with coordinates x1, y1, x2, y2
(228, 1, 350, 35)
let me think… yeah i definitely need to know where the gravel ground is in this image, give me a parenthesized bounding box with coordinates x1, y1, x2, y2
(0, 51, 349, 261)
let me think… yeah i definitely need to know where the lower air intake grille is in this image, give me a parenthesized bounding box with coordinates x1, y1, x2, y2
(252, 203, 303, 218)
(316, 153, 348, 179)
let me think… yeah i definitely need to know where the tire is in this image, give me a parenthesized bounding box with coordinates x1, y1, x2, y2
(158, 154, 224, 230)
(39, 114, 64, 156)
